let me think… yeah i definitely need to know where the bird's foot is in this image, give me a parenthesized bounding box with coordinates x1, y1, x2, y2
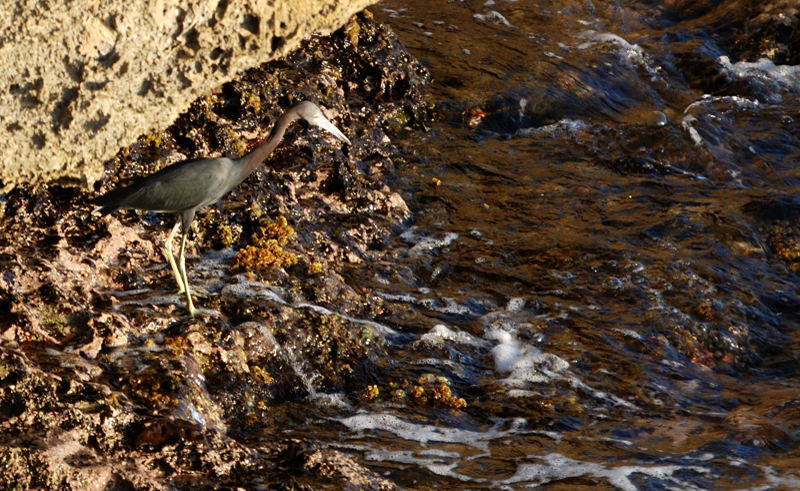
(178, 288, 208, 298)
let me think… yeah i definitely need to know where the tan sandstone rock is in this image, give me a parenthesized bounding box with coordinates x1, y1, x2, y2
(0, 0, 375, 190)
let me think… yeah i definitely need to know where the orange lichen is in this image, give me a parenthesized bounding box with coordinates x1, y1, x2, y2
(128, 374, 178, 409)
(307, 260, 327, 275)
(405, 374, 467, 409)
(217, 224, 235, 248)
(695, 301, 715, 322)
(233, 216, 298, 272)
(251, 365, 275, 384)
(258, 215, 295, 246)
(361, 385, 380, 401)
(769, 232, 800, 272)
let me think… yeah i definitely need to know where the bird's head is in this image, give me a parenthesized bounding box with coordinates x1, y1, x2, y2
(293, 101, 351, 145)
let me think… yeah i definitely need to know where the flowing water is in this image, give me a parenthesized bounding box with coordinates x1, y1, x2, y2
(265, 0, 800, 489)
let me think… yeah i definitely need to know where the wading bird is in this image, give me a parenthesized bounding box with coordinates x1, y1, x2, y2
(93, 101, 351, 316)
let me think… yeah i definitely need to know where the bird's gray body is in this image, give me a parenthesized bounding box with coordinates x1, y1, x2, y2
(94, 156, 242, 233)
(92, 101, 350, 316)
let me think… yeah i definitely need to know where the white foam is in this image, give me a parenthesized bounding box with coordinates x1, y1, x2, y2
(500, 453, 709, 490)
(612, 328, 642, 340)
(473, 10, 514, 27)
(577, 31, 662, 80)
(760, 465, 800, 488)
(506, 297, 526, 312)
(515, 118, 589, 137)
(418, 324, 483, 346)
(488, 330, 522, 373)
(717, 56, 800, 103)
(336, 413, 517, 451)
(221, 277, 400, 337)
(311, 391, 352, 409)
(408, 232, 460, 257)
(682, 95, 764, 148)
(379, 8, 407, 18)
(337, 446, 482, 483)
(483, 325, 639, 409)
(400, 226, 460, 256)
(563, 374, 638, 409)
(380, 290, 476, 317)
(332, 425, 744, 489)
(486, 328, 570, 383)
(420, 297, 473, 315)
(377, 292, 419, 303)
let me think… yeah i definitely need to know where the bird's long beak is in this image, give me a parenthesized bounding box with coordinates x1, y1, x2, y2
(312, 114, 351, 145)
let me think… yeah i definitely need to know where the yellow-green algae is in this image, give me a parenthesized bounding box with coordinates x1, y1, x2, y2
(233, 216, 298, 273)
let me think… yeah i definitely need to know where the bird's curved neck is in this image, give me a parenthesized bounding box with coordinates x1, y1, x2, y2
(236, 108, 299, 179)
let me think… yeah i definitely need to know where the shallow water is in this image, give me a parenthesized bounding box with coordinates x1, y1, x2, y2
(261, 0, 800, 489)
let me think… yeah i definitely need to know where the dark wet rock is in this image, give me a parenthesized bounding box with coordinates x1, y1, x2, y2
(724, 407, 800, 452)
(734, 1, 800, 66)
(667, 0, 800, 99)
(666, 0, 800, 65)
(0, 12, 429, 490)
(277, 439, 397, 490)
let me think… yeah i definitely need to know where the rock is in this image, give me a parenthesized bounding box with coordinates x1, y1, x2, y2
(0, 13, 432, 487)
(0, 0, 376, 190)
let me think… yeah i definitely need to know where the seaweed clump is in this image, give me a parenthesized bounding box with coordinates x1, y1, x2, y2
(233, 216, 297, 273)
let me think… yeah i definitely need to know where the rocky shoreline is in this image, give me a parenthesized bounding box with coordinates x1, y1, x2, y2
(0, 12, 428, 490)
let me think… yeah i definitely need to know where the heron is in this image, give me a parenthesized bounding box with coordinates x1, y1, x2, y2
(93, 101, 351, 316)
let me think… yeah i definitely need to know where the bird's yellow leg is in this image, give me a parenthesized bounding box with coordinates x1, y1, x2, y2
(178, 232, 199, 317)
(165, 223, 206, 298)
(164, 222, 184, 292)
